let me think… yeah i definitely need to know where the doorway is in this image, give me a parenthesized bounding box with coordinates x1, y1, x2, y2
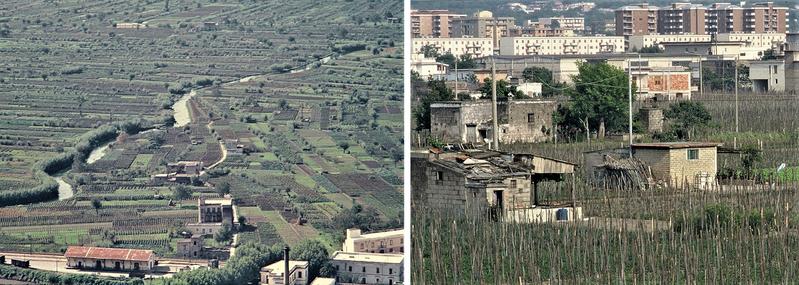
(115, 262, 121, 270)
(493, 190, 504, 210)
(95, 260, 102, 269)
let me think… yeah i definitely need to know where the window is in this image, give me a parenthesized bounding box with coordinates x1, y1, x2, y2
(436, 171, 443, 181)
(298, 272, 302, 278)
(687, 149, 699, 160)
(390, 268, 393, 274)
(510, 180, 517, 188)
(527, 113, 535, 123)
(377, 267, 380, 273)
(349, 266, 352, 272)
(362, 266, 366, 273)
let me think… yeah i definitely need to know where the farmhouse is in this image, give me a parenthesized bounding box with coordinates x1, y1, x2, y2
(224, 139, 245, 155)
(411, 149, 581, 222)
(330, 251, 404, 285)
(632, 142, 720, 189)
(65, 246, 155, 272)
(187, 196, 235, 236)
(342, 228, 403, 254)
(429, 99, 557, 146)
(176, 235, 204, 259)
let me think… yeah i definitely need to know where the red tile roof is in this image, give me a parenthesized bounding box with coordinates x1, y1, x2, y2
(65, 246, 153, 262)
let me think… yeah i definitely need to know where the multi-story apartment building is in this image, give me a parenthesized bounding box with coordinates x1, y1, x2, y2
(412, 37, 494, 58)
(615, 4, 658, 37)
(657, 3, 707, 35)
(717, 32, 785, 59)
(617, 2, 788, 37)
(499, 36, 625, 56)
(452, 11, 516, 48)
(342, 228, 403, 254)
(627, 34, 711, 51)
(410, 10, 466, 38)
(537, 17, 585, 32)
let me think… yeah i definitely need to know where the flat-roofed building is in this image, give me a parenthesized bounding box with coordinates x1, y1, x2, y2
(260, 260, 309, 285)
(750, 60, 784, 92)
(412, 37, 493, 58)
(499, 36, 625, 56)
(452, 11, 516, 49)
(657, 3, 707, 35)
(615, 4, 658, 37)
(627, 34, 711, 51)
(330, 251, 403, 285)
(187, 196, 235, 236)
(65, 246, 155, 271)
(632, 142, 720, 189)
(410, 54, 448, 79)
(411, 10, 466, 38)
(717, 33, 785, 60)
(342, 228, 403, 254)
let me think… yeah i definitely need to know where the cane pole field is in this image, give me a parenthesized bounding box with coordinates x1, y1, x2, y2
(412, 92, 799, 283)
(0, 0, 403, 283)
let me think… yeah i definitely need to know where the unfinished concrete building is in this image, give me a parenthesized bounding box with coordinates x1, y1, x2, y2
(785, 33, 799, 94)
(429, 99, 557, 146)
(411, 149, 580, 222)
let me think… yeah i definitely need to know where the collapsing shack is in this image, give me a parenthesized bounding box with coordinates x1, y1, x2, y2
(411, 149, 582, 222)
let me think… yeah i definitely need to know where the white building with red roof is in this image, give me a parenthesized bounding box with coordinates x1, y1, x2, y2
(65, 246, 155, 271)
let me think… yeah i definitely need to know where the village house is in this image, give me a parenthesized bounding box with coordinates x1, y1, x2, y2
(330, 251, 404, 285)
(632, 142, 720, 189)
(342, 228, 403, 254)
(260, 261, 309, 285)
(176, 235, 204, 259)
(65, 246, 155, 272)
(187, 196, 235, 236)
(224, 139, 245, 155)
(411, 149, 581, 222)
(429, 99, 557, 146)
(410, 54, 449, 79)
(259, 247, 309, 285)
(750, 60, 784, 93)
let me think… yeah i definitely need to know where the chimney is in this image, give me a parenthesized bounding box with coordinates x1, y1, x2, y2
(284, 246, 290, 285)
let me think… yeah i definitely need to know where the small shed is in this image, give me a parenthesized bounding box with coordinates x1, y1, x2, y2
(632, 142, 720, 189)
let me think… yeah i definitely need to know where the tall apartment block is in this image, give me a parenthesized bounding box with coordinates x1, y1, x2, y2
(615, 4, 658, 37)
(615, 2, 788, 37)
(657, 3, 707, 35)
(452, 11, 516, 48)
(411, 10, 466, 38)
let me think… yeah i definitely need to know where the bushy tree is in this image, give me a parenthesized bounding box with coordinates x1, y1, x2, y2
(412, 78, 453, 130)
(562, 62, 633, 137)
(478, 79, 527, 100)
(173, 185, 192, 200)
(663, 101, 712, 140)
(292, 240, 330, 279)
(522, 66, 562, 97)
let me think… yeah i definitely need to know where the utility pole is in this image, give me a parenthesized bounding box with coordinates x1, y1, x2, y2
(699, 55, 703, 97)
(454, 59, 458, 98)
(628, 58, 633, 156)
(491, 56, 499, 151)
(734, 55, 739, 134)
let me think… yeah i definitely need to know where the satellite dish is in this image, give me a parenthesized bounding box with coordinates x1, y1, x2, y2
(777, 163, 787, 173)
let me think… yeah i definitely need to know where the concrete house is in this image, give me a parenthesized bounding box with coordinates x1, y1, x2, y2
(429, 99, 557, 145)
(176, 235, 204, 259)
(632, 142, 720, 189)
(65, 246, 155, 272)
(750, 60, 784, 93)
(343, 228, 404, 254)
(330, 251, 404, 285)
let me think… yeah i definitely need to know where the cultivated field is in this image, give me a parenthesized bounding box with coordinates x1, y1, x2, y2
(0, 0, 403, 264)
